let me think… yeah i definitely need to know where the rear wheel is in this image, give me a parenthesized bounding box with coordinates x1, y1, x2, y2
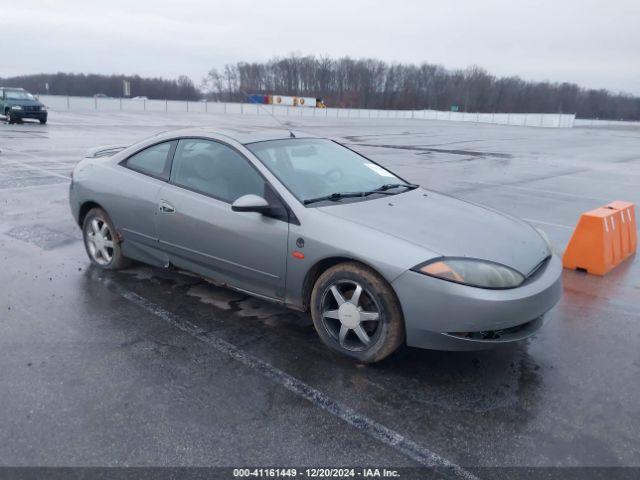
(310, 262, 404, 363)
(82, 208, 130, 269)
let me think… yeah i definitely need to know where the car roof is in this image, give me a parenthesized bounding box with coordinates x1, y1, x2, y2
(155, 126, 321, 145)
(0, 87, 26, 91)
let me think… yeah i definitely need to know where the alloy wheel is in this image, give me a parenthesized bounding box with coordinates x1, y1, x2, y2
(320, 280, 382, 351)
(85, 218, 115, 266)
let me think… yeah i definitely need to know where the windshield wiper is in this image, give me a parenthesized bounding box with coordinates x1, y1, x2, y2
(303, 184, 419, 206)
(303, 191, 376, 205)
(370, 183, 419, 193)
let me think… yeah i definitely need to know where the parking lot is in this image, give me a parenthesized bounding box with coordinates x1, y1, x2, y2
(1, 111, 639, 477)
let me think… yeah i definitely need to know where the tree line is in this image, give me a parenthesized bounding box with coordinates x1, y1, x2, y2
(0, 73, 200, 101)
(202, 55, 640, 120)
(3, 57, 638, 119)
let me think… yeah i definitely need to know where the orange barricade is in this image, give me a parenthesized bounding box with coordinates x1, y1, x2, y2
(562, 201, 637, 275)
(606, 201, 637, 257)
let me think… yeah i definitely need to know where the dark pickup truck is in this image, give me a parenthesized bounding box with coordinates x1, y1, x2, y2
(1, 87, 47, 124)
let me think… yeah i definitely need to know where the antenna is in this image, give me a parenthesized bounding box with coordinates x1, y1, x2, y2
(239, 88, 296, 138)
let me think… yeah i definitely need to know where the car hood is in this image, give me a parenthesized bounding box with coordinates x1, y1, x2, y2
(6, 98, 43, 107)
(317, 188, 550, 276)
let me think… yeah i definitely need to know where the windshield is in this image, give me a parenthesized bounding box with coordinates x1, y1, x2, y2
(5, 90, 35, 101)
(247, 138, 406, 204)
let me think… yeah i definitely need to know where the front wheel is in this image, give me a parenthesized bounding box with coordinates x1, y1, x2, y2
(310, 262, 405, 363)
(82, 207, 131, 269)
(6, 110, 14, 124)
(39, 118, 47, 125)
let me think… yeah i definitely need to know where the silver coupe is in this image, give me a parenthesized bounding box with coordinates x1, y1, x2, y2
(69, 128, 562, 363)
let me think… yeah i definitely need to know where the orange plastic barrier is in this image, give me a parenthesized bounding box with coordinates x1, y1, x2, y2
(562, 201, 637, 275)
(606, 201, 638, 257)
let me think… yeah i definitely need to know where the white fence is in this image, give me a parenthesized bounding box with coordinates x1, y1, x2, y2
(36, 94, 575, 128)
(415, 109, 574, 128)
(574, 118, 640, 127)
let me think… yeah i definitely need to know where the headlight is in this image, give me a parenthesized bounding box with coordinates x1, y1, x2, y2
(412, 258, 525, 289)
(11, 105, 22, 110)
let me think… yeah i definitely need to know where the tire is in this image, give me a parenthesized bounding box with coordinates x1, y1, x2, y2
(6, 109, 14, 124)
(310, 262, 405, 363)
(82, 207, 131, 270)
(39, 118, 47, 125)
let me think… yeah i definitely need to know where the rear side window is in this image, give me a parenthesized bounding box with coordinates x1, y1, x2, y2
(170, 138, 265, 203)
(123, 141, 175, 180)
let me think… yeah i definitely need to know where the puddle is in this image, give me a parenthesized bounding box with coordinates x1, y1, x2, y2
(0, 176, 67, 189)
(5, 224, 79, 250)
(356, 143, 512, 158)
(186, 282, 245, 310)
(187, 281, 310, 326)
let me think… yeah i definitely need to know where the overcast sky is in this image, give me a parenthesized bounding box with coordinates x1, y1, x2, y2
(4, 0, 639, 94)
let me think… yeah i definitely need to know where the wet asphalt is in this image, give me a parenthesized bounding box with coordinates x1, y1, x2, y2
(0, 112, 639, 477)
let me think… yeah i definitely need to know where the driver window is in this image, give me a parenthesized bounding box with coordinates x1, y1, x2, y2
(170, 139, 265, 203)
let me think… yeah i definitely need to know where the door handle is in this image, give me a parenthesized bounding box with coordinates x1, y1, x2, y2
(159, 200, 175, 214)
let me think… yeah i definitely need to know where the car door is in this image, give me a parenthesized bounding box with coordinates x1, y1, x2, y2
(156, 138, 289, 300)
(109, 140, 176, 266)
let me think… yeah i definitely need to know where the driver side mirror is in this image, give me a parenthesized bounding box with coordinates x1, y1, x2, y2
(231, 194, 271, 214)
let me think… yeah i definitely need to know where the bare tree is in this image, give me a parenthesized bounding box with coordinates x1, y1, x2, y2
(4, 54, 638, 119)
(1, 72, 200, 100)
(195, 54, 639, 119)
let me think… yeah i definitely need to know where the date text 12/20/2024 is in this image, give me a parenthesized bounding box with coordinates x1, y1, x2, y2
(233, 468, 400, 478)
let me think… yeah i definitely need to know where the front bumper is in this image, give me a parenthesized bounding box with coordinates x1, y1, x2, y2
(9, 109, 47, 121)
(392, 254, 563, 350)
